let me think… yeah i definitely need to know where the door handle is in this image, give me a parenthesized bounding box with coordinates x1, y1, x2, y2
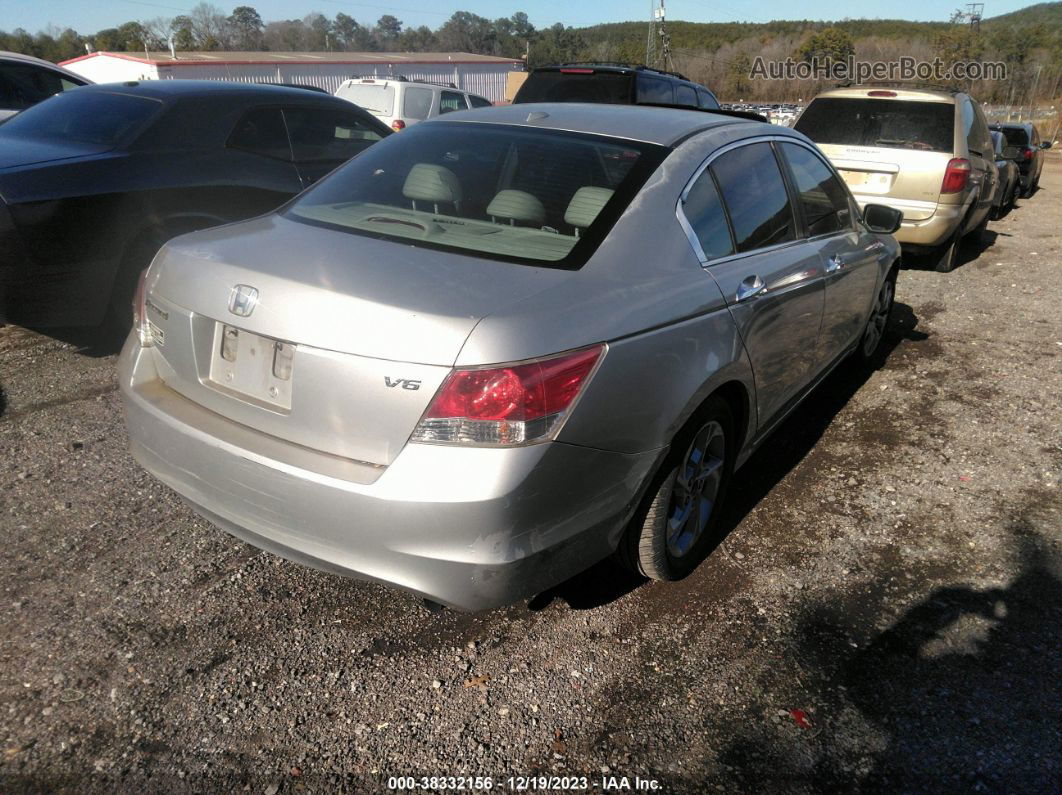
(735, 275, 767, 302)
(825, 254, 845, 273)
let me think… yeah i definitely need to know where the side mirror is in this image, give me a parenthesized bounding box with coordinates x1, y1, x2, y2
(863, 203, 903, 235)
(1041, 141, 1052, 149)
(1002, 145, 1022, 160)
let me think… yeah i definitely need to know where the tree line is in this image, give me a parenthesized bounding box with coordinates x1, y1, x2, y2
(2, 2, 1060, 104)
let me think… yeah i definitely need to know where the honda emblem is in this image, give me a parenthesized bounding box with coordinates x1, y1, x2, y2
(228, 285, 259, 317)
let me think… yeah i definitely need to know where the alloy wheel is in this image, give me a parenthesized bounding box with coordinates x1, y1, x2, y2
(862, 278, 893, 358)
(665, 420, 726, 559)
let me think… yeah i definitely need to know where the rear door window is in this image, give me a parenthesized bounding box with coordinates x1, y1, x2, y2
(674, 84, 697, 108)
(795, 98, 955, 153)
(682, 170, 734, 260)
(637, 76, 673, 104)
(710, 142, 795, 252)
(228, 107, 292, 160)
(467, 94, 492, 108)
(402, 87, 433, 120)
(779, 143, 852, 237)
(0, 63, 75, 110)
(284, 107, 384, 163)
(696, 88, 720, 110)
(336, 83, 395, 117)
(439, 90, 467, 114)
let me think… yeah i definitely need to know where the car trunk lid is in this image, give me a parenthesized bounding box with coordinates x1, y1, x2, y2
(145, 213, 569, 466)
(0, 137, 112, 171)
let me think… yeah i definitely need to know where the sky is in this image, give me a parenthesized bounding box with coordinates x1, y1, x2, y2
(2, 0, 1042, 35)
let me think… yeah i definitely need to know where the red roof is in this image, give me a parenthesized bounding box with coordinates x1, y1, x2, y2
(60, 51, 523, 68)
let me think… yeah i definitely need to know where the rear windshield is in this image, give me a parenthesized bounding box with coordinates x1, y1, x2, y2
(795, 98, 954, 153)
(286, 122, 668, 268)
(514, 70, 633, 104)
(992, 126, 1029, 147)
(0, 90, 161, 145)
(336, 83, 395, 116)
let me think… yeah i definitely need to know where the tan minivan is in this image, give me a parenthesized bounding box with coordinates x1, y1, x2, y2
(795, 86, 996, 272)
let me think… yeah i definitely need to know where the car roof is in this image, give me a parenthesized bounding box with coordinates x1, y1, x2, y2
(812, 86, 961, 104)
(0, 50, 91, 82)
(421, 102, 764, 146)
(342, 77, 478, 93)
(75, 79, 340, 102)
(533, 63, 693, 82)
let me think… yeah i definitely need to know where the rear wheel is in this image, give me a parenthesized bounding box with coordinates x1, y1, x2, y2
(855, 271, 896, 363)
(620, 397, 735, 581)
(934, 225, 962, 273)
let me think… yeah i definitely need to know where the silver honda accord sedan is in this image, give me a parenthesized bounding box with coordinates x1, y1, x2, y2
(119, 104, 902, 610)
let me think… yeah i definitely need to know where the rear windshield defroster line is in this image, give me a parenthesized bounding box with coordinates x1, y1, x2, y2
(284, 121, 671, 270)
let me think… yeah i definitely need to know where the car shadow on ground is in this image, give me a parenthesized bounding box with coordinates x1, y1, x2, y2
(712, 528, 1061, 789)
(530, 300, 930, 612)
(30, 324, 127, 358)
(903, 229, 1003, 272)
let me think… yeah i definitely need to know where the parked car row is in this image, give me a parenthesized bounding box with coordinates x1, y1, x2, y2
(793, 85, 1052, 272)
(5, 58, 1036, 611)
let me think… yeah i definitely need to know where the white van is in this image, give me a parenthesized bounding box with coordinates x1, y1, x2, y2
(334, 77, 493, 131)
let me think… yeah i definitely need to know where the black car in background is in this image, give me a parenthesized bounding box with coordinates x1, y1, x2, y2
(0, 80, 389, 329)
(513, 63, 720, 110)
(990, 130, 1021, 217)
(989, 121, 1051, 196)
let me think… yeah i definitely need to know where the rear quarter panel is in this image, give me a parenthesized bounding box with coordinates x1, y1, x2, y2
(459, 124, 758, 456)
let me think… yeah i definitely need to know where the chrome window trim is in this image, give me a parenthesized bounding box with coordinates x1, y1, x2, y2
(675, 134, 858, 266)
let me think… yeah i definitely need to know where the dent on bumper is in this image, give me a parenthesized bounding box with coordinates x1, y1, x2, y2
(119, 342, 660, 610)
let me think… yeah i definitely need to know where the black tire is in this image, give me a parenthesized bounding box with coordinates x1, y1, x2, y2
(618, 397, 735, 581)
(934, 224, 962, 273)
(853, 269, 896, 364)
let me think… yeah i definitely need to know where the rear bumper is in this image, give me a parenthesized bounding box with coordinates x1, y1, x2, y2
(119, 339, 660, 610)
(851, 195, 963, 248)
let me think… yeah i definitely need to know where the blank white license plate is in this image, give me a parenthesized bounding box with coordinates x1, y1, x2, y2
(840, 170, 892, 190)
(207, 323, 295, 410)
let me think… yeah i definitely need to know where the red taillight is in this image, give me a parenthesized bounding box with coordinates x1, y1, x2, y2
(391, 119, 406, 131)
(867, 90, 897, 97)
(940, 158, 971, 194)
(559, 68, 594, 74)
(412, 345, 605, 445)
(1022, 147, 1034, 160)
(133, 268, 153, 346)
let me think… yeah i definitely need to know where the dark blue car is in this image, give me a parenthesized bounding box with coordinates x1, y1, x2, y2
(0, 80, 388, 329)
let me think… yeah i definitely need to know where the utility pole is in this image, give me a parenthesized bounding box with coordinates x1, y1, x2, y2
(646, 0, 657, 68)
(966, 3, 983, 32)
(646, 0, 673, 71)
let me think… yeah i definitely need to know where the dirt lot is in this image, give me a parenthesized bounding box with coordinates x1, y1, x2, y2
(1, 155, 1060, 793)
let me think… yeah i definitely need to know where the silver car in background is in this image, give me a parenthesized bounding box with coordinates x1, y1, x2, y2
(120, 104, 902, 610)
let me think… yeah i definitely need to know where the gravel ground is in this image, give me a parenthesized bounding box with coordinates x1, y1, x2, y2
(1, 155, 1060, 793)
